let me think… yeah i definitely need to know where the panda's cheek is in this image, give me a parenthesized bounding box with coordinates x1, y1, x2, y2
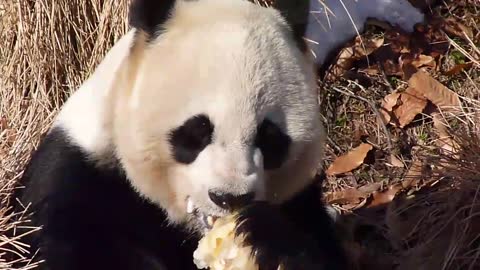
(182, 146, 219, 190)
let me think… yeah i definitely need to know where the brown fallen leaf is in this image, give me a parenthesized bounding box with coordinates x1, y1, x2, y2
(368, 39, 404, 76)
(401, 62, 419, 81)
(389, 154, 405, 168)
(379, 91, 401, 124)
(432, 112, 460, 155)
(382, 92, 401, 112)
(340, 202, 368, 211)
(385, 30, 410, 54)
(354, 36, 385, 58)
(366, 184, 402, 208)
(443, 62, 473, 76)
(432, 112, 450, 139)
(383, 59, 404, 76)
(403, 159, 424, 189)
(326, 36, 384, 81)
(326, 182, 382, 209)
(380, 82, 431, 128)
(326, 143, 374, 176)
(408, 70, 461, 111)
(325, 188, 366, 205)
(393, 87, 428, 128)
(411, 54, 436, 69)
(362, 66, 380, 76)
(442, 17, 474, 41)
(411, 20, 450, 57)
(358, 182, 383, 194)
(400, 52, 439, 79)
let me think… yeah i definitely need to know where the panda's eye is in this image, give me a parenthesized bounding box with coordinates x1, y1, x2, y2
(255, 119, 291, 170)
(168, 114, 214, 164)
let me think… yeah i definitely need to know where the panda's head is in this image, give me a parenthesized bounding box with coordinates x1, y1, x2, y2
(111, 0, 323, 231)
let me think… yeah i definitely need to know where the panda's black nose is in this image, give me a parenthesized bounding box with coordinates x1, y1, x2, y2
(208, 190, 255, 210)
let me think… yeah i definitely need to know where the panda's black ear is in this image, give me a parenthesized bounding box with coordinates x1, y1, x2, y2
(273, 0, 310, 52)
(129, 0, 177, 38)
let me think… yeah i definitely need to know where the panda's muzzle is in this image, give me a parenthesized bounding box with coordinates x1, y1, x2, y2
(186, 196, 220, 230)
(186, 191, 255, 231)
(208, 190, 255, 211)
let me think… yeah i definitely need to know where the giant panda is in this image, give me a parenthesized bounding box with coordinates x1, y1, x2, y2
(9, 0, 424, 270)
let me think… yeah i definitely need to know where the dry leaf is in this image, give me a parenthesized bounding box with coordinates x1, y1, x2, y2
(411, 54, 435, 69)
(380, 91, 401, 123)
(393, 87, 428, 128)
(432, 112, 459, 155)
(409, 20, 450, 61)
(403, 159, 424, 189)
(326, 182, 382, 207)
(444, 62, 473, 76)
(341, 201, 368, 211)
(362, 66, 380, 76)
(443, 18, 474, 41)
(408, 70, 461, 111)
(383, 59, 404, 76)
(432, 112, 450, 139)
(389, 154, 405, 168)
(367, 184, 402, 208)
(382, 92, 401, 112)
(358, 182, 383, 194)
(326, 143, 373, 176)
(352, 36, 385, 59)
(326, 188, 366, 205)
(436, 137, 459, 156)
(385, 30, 410, 54)
(381, 81, 432, 128)
(326, 36, 384, 81)
(401, 62, 419, 81)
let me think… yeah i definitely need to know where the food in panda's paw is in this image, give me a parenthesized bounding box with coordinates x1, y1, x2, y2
(193, 214, 258, 270)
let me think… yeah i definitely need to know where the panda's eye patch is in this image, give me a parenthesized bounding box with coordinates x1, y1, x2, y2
(255, 119, 291, 170)
(168, 114, 214, 164)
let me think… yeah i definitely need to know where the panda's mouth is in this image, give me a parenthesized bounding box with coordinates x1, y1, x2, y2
(186, 197, 220, 231)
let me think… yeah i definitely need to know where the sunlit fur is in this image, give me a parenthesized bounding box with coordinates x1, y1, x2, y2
(55, 0, 323, 227)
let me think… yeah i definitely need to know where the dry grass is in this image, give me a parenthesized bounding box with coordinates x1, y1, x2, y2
(318, 1, 480, 269)
(0, 1, 129, 269)
(0, 0, 479, 270)
(333, 104, 480, 270)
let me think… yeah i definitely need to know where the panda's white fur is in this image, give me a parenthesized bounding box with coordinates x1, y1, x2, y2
(52, 0, 426, 228)
(53, 30, 136, 158)
(56, 0, 324, 226)
(10, 0, 426, 269)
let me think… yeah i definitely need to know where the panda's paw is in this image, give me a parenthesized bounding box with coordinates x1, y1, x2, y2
(234, 202, 323, 270)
